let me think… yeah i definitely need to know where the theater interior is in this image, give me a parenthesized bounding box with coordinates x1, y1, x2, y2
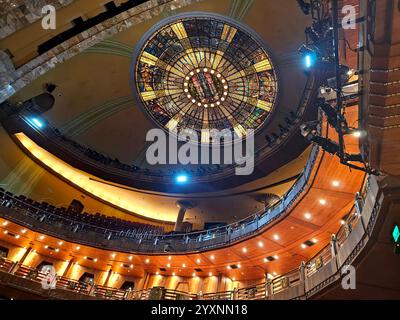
(0, 0, 399, 301)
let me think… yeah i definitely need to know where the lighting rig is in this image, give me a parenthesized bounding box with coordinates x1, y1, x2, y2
(297, 0, 378, 175)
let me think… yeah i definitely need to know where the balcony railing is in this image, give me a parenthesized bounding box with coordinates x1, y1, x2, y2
(0, 174, 384, 300)
(0, 138, 321, 253)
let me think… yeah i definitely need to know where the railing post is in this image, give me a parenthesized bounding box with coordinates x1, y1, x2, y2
(265, 279, 272, 297)
(330, 234, 338, 257)
(89, 283, 96, 296)
(232, 287, 238, 300)
(299, 261, 306, 283)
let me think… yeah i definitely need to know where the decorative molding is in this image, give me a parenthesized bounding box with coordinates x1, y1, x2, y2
(0, 0, 203, 103)
(0, 0, 75, 39)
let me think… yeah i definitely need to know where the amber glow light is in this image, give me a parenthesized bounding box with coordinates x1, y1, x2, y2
(14, 133, 176, 222)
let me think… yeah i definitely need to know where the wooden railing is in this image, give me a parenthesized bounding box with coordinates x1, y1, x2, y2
(0, 258, 14, 273)
(237, 282, 267, 300)
(202, 291, 233, 300)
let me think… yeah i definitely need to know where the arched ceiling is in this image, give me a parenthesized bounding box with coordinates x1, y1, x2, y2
(0, 0, 316, 225)
(7, 0, 311, 165)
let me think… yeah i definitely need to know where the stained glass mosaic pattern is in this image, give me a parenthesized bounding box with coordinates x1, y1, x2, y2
(133, 14, 278, 143)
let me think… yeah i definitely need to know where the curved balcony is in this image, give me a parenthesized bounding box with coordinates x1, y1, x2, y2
(3, 68, 322, 192)
(0, 174, 386, 300)
(0, 140, 321, 254)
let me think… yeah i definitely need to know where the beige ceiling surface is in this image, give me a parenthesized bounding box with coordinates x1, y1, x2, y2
(9, 0, 311, 164)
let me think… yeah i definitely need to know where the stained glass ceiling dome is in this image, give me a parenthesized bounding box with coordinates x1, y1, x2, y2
(132, 13, 278, 143)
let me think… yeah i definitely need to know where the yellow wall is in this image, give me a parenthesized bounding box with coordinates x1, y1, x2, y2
(0, 126, 172, 228)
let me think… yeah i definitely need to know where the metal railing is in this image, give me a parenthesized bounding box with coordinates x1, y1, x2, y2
(0, 140, 321, 253)
(0, 175, 383, 301)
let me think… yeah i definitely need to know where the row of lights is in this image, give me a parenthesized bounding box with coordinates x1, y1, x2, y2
(0, 211, 338, 277)
(184, 68, 228, 108)
(0, 229, 280, 281)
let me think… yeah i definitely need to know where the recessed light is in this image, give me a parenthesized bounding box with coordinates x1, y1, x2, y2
(301, 243, 307, 249)
(76, 246, 80, 250)
(312, 238, 318, 243)
(274, 255, 279, 260)
(2, 221, 8, 226)
(39, 235, 45, 240)
(156, 271, 159, 275)
(196, 258, 201, 264)
(258, 241, 264, 248)
(111, 253, 116, 259)
(145, 258, 150, 264)
(242, 247, 247, 253)
(15, 235, 20, 239)
(332, 181, 340, 187)
(273, 234, 280, 240)
(128, 256, 133, 261)
(209, 272, 213, 277)
(319, 199, 327, 205)
(172, 272, 176, 276)
(304, 213, 312, 220)
(21, 229, 27, 234)
(192, 273, 196, 277)
(167, 263, 171, 268)
(210, 255, 215, 260)
(58, 241, 63, 246)
(352, 130, 362, 138)
(168, 256, 172, 261)
(93, 258, 98, 262)
(182, 263, 186, 268)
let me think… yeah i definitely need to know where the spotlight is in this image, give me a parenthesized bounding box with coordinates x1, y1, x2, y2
(305, 53, 316, 68)
(299, 45, 317, 69)
(31, 117, 44, 128)
(176, 175, 188, 183)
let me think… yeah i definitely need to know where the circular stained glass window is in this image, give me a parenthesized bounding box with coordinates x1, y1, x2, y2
(132, 13, 278, 143)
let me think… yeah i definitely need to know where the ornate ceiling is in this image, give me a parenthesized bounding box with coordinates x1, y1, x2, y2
(133, 14, 278, 142)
